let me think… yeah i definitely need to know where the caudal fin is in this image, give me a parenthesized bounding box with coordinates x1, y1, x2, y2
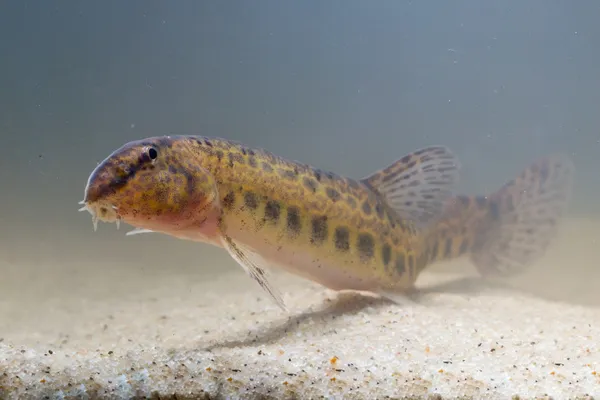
(471, 154, 575, 276)
(423, 154, 574, 277)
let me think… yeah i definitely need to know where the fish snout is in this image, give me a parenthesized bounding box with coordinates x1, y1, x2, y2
(84, 158, 134, 204)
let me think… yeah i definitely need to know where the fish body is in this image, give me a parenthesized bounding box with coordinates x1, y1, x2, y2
(81, 135, 574, 310)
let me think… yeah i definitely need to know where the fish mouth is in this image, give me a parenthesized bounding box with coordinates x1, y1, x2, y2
(78, 200, 122, 231)
(78, 200, 156, 237)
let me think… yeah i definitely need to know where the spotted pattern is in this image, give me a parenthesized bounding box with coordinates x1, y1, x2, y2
(248, 156, 258, 168)
(279, 168, 297, 180)
(84, 136, 214, 221)
(303, 176, 318, 193)
(362, 201, 372, 215)
(223, 191, 236, 210)
(85, 134, 572, 298)
(264, 200, 280, 223)
(311, 215, 328, 245)
(334, 226, 350, 251)
(228, 152, 245, 167)
(381, 244, 392, 266)
(262, 162, 273, 172)
(178, 135, 424, 285)
(286, 206, 302, 237)
(357, 233, 375, 262)
(326, 187, 341, 202)
(346, 196, 357, 209)
(244, 191, 258, 210)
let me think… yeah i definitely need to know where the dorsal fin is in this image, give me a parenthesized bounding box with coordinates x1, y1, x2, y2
(360, 146, 460, 228)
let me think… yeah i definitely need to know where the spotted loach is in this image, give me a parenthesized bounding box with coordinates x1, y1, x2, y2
(79, 135, 574, 310)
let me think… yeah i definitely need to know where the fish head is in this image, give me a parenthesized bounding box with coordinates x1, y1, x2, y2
(80, 136, 219, 233)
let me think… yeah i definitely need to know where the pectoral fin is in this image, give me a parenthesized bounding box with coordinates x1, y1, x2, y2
(126, 228, 155, 236)
(221, 235, 287, 311)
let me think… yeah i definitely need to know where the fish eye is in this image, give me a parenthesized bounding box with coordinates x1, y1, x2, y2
(148, 147, 158, 160)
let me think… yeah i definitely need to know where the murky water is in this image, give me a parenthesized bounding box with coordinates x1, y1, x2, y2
(1, 1, 599, 398)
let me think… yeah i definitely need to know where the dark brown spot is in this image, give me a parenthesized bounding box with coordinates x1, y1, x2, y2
(326, 187, 341, 202)
(382, 244, 392, 266)
(182, 170, 195, 196)
(303, 177, 318, 193)
(362, 201, 372, 215)
(248, 156, 258, 168)
(375, 202, 385, 219)
(228, 152, 245, 168)
(347, 178, 360, 190)
(264, 200, 280, 223)
(357, 233, 375, 262)
(279, 168, 297, 180)
(204, 139, 213, 147)
(394, 254, 406, 275)
(286, 206, 301, 237)
(261, 162, 273, 172)
(310, 215, 328, 245)
(346, 196, 357, 209)
(215, 150, 224, 161)
(334, 226, 350, 252)
(244, 191, 259, 210)
(313, 169, 322, 182)
(444, 238, 453, 257)
(222, 191, 235, 210)
(157, 138, 172, 149)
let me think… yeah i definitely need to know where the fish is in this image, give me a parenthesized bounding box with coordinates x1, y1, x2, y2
(79, 135, 574, 311)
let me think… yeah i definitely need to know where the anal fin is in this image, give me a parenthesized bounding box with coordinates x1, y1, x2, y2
(221, 235, 288, 311)
(361, 146, 460, 229)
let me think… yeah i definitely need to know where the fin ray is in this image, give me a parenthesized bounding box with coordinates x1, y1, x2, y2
(221, 235, 288, 311)
(361, 146, 460, 228)
(471, 154, 574, 276)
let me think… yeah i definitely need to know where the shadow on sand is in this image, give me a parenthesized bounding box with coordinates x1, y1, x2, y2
(202, 276, 534, 351)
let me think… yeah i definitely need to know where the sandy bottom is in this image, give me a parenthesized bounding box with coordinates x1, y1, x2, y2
(0, 218, 599, 399)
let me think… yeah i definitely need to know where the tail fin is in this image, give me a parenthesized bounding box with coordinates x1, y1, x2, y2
(422, 154, 575, 277)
